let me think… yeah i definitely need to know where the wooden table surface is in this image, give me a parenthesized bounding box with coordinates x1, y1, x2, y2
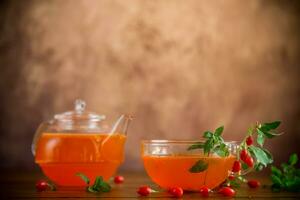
(1, 170, 299, 199)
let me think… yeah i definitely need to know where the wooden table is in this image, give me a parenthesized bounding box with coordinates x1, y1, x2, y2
(1, 170, 299, 199)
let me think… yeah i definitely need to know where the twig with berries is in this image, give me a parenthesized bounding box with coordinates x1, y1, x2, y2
(188, 121, 282, 195)
(226, 121, 282, 188)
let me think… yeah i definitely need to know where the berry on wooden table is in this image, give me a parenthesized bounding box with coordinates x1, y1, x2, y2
(137, 186, 151, 196)
(219, 187, 236, 197)
(36, 180, 48, 192)
(169, 186, 183, 197)
(199, 186, 210, 197)
(114, 175, 124, 184)
(248, 180, 261, 188)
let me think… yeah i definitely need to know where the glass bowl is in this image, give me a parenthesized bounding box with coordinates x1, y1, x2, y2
(141, 140, 238, 190)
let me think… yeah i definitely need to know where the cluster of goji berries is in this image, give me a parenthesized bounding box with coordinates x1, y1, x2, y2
(230, 135, 261, 189)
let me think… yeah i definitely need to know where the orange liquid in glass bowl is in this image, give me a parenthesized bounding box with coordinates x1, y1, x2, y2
(35, 133, 126, 186)
(142, 154, 235, 190)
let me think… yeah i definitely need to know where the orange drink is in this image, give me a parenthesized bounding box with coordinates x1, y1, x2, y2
(35, 133, 126, 186)
(141, 140, 238, 190)
(32, 100, 131, 186)
(143, 154, 235, 190)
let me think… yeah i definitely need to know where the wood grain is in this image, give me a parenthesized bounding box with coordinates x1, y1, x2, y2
(1, 171, 299, 199)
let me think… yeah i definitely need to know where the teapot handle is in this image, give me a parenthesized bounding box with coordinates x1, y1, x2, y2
(110, 114, 133, 135)
(31, 121, 51, 156)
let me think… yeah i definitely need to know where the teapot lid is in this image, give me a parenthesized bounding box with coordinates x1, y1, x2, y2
(54, 99, 105, 122)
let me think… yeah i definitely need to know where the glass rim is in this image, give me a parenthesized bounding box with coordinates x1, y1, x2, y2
(142, 139, 238, 145)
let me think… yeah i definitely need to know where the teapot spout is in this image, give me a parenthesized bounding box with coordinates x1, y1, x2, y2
(110, 114, 133, 135)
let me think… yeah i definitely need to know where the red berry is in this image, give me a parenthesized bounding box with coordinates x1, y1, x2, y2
(169, 187, 183, 197)
(246, 136, 254, 146)
(244, 155, 254, 168)
(36, 180, 48, 192)
(114, 175, 124, 184)
(240, 149, 248, 161)
(248, 180, 261, 188)
(137, 186, 151, 196)
(228, 175, 235, 180)
(232, 161, 241, 172)
(219, 187, 236, 197)
(199, 186, 210, 197)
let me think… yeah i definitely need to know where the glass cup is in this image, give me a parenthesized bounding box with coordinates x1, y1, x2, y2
(141, 140, 239, 190)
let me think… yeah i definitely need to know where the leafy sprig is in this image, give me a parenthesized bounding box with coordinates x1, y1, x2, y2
(271, 153, 300, 192)
(188, 126, 229, 157)
(239, 121, 281, 171)
(187, 120, 282, 189)
(188, 126, 229, 173)
(76, 173, 111, 193)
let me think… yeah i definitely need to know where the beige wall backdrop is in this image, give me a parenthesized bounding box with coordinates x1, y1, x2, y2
(0, 0, 300, 170)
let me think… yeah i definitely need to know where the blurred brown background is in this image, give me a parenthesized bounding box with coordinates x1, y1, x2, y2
(0, 0, 300, 171)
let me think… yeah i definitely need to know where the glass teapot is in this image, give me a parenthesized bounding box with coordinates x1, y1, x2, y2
(32, 99, 132, 186)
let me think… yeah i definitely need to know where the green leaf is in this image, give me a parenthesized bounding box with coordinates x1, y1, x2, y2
(76, 173, 90, 185)
(288, 153, 298, 166)
(283, 176, 300, 192)
(203, 131, 213, 138)
(90, 176, 112, 192)
(92, 176, 103, 191)
(270, 153, 300, 192)
(271, 174, 283, 186)
(214, 126, 224, 136)
(189, 160, 208, 173)
(263, 121, 281, 130)
(281, 163, 291, 174)
(77, 173, 111, 193)
(217, 135, 225, 143)
(203, 139, 213, 155)
(257, 128, 274, 139)
(257, 130, 265, 146)
(249, 146, 272, 167)
(215, 149, 227, 157)
(187, 142, 204, 151)
(262, 149, 273, 163)
(99, 181, 112, 192)
(257, 127, 283, 139)
(214, 144, 229, 157)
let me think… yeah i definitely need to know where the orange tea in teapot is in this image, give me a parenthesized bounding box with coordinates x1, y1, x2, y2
(32, 100, 131, 186)
(35, 133, 126, 186)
